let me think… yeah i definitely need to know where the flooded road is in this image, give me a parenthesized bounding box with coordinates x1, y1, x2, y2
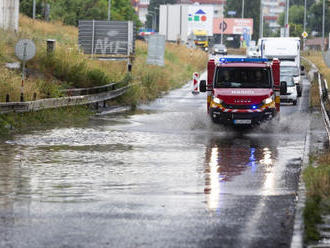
(0, 73, 311, 247)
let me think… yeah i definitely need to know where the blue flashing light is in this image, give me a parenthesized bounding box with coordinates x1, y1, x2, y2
(219, 58, 268, 63)
(252, 105, 257, 109)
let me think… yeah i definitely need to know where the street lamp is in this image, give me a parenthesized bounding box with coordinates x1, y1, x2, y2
(259, 0, 263, 39)
(303, 0, 307, 50)
(322, 0, 325, 50)
(221, 2, 224, 44)
(33, 0, 36, 19)
(241, 0, 244, 19)
(284, 0, 290, 37)
(108, 0, 111, 21)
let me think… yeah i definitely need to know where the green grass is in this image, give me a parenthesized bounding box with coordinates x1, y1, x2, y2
(0, 105, 91, 137)
(303, 163, 330, 242)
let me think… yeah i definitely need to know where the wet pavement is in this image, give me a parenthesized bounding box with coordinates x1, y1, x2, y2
(0, 72, 313, 247)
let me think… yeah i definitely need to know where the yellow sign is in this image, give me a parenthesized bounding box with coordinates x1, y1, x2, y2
(302, 31, 308, 38)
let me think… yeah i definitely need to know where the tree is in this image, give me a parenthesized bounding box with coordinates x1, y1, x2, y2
(288, 0, 313, 9)
(224, 0, 261, 41)
(308, 1, 330, 35)
(278, 2, 330, 37)
(20, 0, 140, 26)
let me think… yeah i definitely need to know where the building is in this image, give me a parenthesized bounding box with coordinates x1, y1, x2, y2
(262, 0, 286, 32)
(0, 0, 19, 32)
(132, 0, 150, 25)
(185, 0, 226, 19)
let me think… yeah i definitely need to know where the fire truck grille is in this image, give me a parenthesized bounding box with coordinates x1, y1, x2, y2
(222, 103, 263, 109)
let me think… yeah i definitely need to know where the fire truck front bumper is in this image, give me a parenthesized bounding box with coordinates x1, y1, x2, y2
(210, 107, 276, 125)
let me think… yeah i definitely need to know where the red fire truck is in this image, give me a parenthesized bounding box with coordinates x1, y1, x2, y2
(199, 58, 287, 125)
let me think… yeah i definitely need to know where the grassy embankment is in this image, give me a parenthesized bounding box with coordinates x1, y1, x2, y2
(0, 15, 208, 134)
(302, 51, 330, 242)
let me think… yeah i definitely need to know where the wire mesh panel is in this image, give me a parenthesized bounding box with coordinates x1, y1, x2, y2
(146, 35, 165, 66)
(78, 20, 136, 56)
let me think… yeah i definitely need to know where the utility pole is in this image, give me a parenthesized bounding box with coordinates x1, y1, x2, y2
(303, 0, 307, 50)
(108, 0, 111, 21)
(33, 0, 36, 19)
(284, 0, 289, 37)
(241, 0, 244, 18)
(259, 0, 263, 39)
(221, 3, 224, 44)
(322, 0, 325, 50)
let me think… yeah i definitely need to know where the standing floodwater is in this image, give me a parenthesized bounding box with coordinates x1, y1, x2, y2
(0, 75, 311, 248)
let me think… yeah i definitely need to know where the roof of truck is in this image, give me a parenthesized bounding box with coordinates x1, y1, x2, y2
(213, 58, 271, 68)
(218, 63, 268, 68)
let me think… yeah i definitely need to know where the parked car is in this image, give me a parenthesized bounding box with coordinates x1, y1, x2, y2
(280, 75, 298, 105)
(246, 46, 259, 58)
(280, 61, 302, 97)
(212, 44, 227, 55)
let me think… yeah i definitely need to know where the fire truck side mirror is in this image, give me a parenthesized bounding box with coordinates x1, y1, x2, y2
(301, 65, 305, 75)
(280, 81, 287, 95)
(200, 80, 207, 92)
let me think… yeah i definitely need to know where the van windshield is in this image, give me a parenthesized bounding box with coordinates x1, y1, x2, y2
(215, 67, 271, 88)
(281, 66, 299, 76)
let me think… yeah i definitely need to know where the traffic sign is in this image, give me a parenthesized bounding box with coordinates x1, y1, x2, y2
(15, 39, 36, 61)
(228, 11, 236, 16)
(302, 31, 308, 39)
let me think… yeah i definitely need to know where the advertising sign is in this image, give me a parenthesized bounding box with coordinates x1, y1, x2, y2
(213, 18, 253, 35)
(188, 6, 214, 36)
(78, 20, 135, 56)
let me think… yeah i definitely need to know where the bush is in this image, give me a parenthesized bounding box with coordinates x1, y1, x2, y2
(87, 69, 110, 87)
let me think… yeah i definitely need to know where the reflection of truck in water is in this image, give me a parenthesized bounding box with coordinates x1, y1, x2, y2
(193, 30, 208, 50)
(199, 58, 287, 125)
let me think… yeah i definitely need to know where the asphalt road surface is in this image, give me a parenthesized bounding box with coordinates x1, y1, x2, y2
(0, 65, 312, 248)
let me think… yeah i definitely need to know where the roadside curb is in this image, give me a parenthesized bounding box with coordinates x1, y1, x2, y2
(290, 119, 311, 248)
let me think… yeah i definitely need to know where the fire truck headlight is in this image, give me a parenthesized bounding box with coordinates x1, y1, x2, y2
(263, 96, 274, 105)
(213, 97, 223, 104)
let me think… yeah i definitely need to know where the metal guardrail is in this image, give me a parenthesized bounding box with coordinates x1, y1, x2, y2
(0, 84, 129, 114)
(303, 57, 330, 142)
(317, 72, 330, 142)
(60, 81, 123, 96)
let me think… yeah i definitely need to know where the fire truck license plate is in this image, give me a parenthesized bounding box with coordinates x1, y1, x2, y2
(234, 119, 252, 124)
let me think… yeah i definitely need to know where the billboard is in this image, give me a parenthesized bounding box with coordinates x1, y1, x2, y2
(78, 20, 135, 56)
(213, 18, 253, 35)
(188, 6, 214, 36)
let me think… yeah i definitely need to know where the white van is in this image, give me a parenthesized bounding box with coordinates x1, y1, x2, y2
(280, 61, 302, 98)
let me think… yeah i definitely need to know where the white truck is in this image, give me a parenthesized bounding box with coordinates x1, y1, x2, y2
(258, 37, 303, 97)
(159, 4, 214, 43)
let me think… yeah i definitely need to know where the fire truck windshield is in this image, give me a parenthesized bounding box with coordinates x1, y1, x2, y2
(215, 67, 271, 89)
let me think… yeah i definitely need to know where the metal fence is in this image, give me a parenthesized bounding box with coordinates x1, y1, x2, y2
(304, 57, 330, 142)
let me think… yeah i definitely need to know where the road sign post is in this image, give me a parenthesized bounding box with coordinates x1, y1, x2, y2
(302, 31, 308, 51)
(15, 39, 36, 102)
